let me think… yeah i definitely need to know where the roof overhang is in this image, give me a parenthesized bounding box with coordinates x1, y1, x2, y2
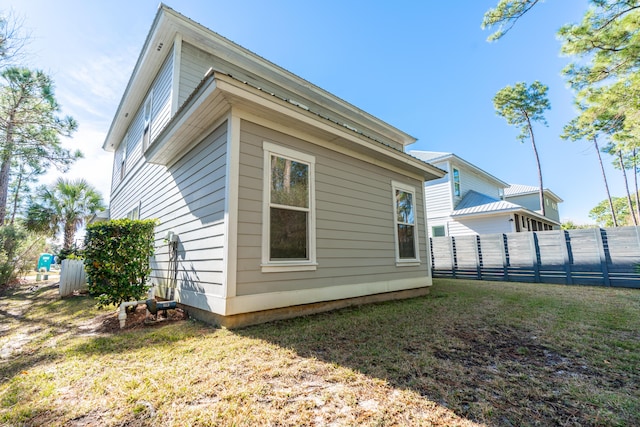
(146, 71, 445, 181)
(104, 4, 418, 153)
(451, 206, 561, 226)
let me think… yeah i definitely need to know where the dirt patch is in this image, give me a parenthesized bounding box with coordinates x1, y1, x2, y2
(80, 304, 188, 334)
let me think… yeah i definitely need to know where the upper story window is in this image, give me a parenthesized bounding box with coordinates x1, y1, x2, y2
(452, 168, 460, 197)
(392, 181, 420, 265)
(262, 141, 316, 272)
(142, 94, 153, 151)
(120, 133, 128, 181)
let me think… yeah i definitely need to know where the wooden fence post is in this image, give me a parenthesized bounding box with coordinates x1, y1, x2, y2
(561, 230, 573, 285)
(595, 228, 611, 287)
(474, 235, 482, 280)
(529, 232, 541, 282)
(450, 236, 457, 279)
(501, 233, 509, 281)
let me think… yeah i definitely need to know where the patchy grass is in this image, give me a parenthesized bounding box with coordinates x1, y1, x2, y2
(0, 279, 638, 426)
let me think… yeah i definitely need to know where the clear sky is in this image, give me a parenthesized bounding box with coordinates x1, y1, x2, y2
(1, 0, 616, 224)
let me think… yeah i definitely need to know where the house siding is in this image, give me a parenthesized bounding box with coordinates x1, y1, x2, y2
(112, 49, 174, 191)
(455, 163, 502, 204)
(110, 123, 228, 307)
(235, 120, 428, 296)
(447, 215, 513, 236)
(179, 42, 217, 107)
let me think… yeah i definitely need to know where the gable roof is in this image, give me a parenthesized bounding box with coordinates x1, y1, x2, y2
(409, 151, 508, 188)
(504, 184, 563, 202)
(103, 4, 418, 153)
(451, 190, 560, 225)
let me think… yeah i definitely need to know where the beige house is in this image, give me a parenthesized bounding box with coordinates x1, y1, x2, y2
(103, 4, 444, 327)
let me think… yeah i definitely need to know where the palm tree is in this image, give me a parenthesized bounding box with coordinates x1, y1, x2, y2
(25, 178, 105, 249)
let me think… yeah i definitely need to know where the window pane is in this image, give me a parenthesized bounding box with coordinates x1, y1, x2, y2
(397, 224, 416, 259)
(395, 190, 414, 224)
(271, 155, 308, 208)
(270, 207, 307, 260)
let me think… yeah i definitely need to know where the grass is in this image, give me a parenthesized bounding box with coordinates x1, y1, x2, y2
(0, 279, 639, 426)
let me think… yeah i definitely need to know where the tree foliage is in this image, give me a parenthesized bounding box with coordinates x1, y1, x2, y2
(0, 67, 80, 225)
(84, 219, 158, 308)
(493, 81, 550, 215)
(25, 178, 105, 250)
(589, 194, 638, 226)
(482, 0, 541, 41)
(484, 0, 640, 225)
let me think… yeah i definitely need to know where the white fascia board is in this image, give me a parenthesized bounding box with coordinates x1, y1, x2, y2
(213, 74, 444, 181)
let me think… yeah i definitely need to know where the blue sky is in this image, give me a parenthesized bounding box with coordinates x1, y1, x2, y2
(2, 0, 614, 224)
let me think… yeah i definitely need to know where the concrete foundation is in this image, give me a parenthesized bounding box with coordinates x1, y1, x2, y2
(182, 286, 431, 329)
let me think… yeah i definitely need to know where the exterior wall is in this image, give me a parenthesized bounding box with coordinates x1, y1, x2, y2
(112, 49, 174, 191)
(235, 119, 429, 297)
(453, 161, 503, 205)
(505, 193, 539, 213)
(424, 165, 451, 219)
(179, 42, 216, 107)
(543, 196, 560, 223)
(110, 123, 228, 310)
(447, 214, 514, 236)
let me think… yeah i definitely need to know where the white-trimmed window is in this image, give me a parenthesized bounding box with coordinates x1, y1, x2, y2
(392, 181, 420, 265)
(452, 168, 460, 197)
(126, 202, 140, 220)
(262, 141, 316, 272)
(119, 133, 128, 181)
(142, 94, 153, 152)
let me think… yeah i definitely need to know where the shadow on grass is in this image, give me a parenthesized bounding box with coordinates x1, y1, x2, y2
(235, 284, 635, 426)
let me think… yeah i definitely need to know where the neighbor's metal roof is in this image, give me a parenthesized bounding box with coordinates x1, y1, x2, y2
(504, 184, 563, 202)
(451, 190, 521, 216)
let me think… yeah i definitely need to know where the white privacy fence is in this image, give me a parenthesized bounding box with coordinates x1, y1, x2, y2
(59, 259, 88, 297)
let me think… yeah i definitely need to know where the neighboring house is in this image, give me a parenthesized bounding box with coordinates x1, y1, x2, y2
(503, 184, 563, 224)
(103, 5, 445, 327)
(409, 151, 561, 238)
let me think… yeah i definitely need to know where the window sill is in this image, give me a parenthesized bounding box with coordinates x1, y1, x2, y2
(396, 260, 421, 267)
(261, 262, 318, 273)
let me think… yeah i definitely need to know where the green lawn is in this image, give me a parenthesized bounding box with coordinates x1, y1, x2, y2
(1, 278, 638, 426)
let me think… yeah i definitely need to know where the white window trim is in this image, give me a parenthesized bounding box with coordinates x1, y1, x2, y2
(261, 141, 317, 273)
(452, 167, 460, 197)
(392, 180, 421, 267)
(142, 93, 153, 152)
(126, 201, 141, 220)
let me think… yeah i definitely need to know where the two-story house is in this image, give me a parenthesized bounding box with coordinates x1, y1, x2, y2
(409, 151, 562, 238)
(102, 5, 445, 327)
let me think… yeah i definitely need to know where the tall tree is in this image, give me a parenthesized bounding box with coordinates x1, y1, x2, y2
(562, 105, 620, 226)
(25, 178, 105, 250)
(0, 67, 80, 225)
(493, 81, 551, 216)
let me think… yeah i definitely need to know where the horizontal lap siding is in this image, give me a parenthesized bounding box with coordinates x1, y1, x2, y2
(112, 49, 174, 191)
(236, 120, 428, 296)
(179, 42, 216, 107)
(110, 123, 228, 297)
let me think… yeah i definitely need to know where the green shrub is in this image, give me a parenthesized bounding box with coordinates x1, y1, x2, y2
(84, 218, 158, 308)
(58, 247, 83, 262)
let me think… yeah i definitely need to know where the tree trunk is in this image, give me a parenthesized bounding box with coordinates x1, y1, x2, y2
(0, 118, 16, 226)
(634, 149, 640, 224)
(594, 137, 617, 227)
(618, 150, 637, 226)
(0, 157, 12, 226)
(63, 221, 75, 250)
(9, 166, 23, 225)
(527, 119, 545, 216)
